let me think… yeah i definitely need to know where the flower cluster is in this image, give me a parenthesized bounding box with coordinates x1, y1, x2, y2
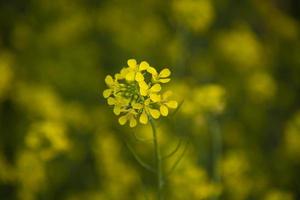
(103, 59, 178, 127)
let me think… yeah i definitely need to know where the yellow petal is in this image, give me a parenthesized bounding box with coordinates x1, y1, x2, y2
(118, 115, 128, 125)
(139, 111, 148, 124)
(107, 97, 116, 105)
(129, 117, 137, 127)
(140, 88, 148, 96)
(126, 71, 135, 81)
(113, 106, 121, 115)
(162, 91, 173, 100)
(103, 89, 113, 98)
(150, 84, 161, 92)
(105, 75, 114, 86)
(159, 68, 171, 78)
(159, 78, 171, 83)
(160, 105, 169, 116)
(135, 72, 144, 82)
(150, 93, 161, 102)
(166, 100, 178, 109)
(127, 59, 137, 68)
(139, 61, 149, 71)
(139, 81, 149, 96)
(115, 73, 122, 80)
(149, 108, 160, 119)
(147, 66, 158, 75)
(120, 67, 129, 78)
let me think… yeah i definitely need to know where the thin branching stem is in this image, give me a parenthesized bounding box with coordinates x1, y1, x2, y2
(167, 139, 189, 176)
(123, 139, 156, 173)
(162, 139, 182, 160)
(133, 132, 153, 143)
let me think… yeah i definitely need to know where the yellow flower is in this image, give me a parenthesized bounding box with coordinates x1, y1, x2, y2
(159, 91, 178, 116)
(147, 67, 171, 83)
(125, 59, 150, 82)
(103, 75, 120, 98)
(107, 95, 130, 115)
(132, 99, 161, 125)
(103, 59, 178, 127)
(118, 108, 138, 127)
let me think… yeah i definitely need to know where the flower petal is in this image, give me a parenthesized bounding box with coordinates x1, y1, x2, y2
(120, 67, 130, 78)
(126, 71, 135, 81)
(160, 105, 169, 116)
(127, 59, 137, 68)
(115, 73, 122, 80)
(113, 106, 121, 115)
(107, 97, 116, 105)
(103, 89, 113, 98)
(149, 108, 160, 119)
(150, 84, 161, 92)
(139, 81, 149, 96)
(162, 91, 173, 100)
(147, 66, 158, 76)
(139, 61, 149, 71)
(150, 93, 161, 102)
(118, 115, 128, 125)
(166, 100, 178, 109)
(105, 75, 114, 86)
(159, 68, 171, 78)
(159, 78, 171, 83)
(135, 72, 144, 82)
(140, 111, 148, 124)
(129, 117, 137, 127)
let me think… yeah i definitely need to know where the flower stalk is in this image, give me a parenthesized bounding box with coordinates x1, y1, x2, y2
(150, 118, 163, 200)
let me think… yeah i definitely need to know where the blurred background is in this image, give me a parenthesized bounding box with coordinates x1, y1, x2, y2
(0, 0, 300, 199)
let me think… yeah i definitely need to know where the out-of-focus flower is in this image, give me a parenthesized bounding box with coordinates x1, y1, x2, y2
(169, 159, 221, 200)
(246, 72, 276, 103)
(93, 132, 139, 199)
(25, 121, 70, 160)
(103, 59, 178, 127)
(17, 151, 45, 200)
(222, 152, 253, 200)
(284, 111, 300, 159)
(172, 0, 215, 33)
(215, 26, 264, 70)
(264, 189, 294, 200)
(0, 53, 14, 100)
(194, 85, 226, 114)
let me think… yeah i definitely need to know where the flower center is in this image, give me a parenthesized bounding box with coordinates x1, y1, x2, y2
(122, 82, 139, 100)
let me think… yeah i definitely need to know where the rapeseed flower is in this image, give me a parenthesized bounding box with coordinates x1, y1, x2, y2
(103, 59, 178, 127)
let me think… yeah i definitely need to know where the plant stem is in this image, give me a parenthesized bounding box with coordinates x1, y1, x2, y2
(150, 118, 163, 200)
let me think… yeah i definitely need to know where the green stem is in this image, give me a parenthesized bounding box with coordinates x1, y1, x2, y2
(150, 118, 163, 200)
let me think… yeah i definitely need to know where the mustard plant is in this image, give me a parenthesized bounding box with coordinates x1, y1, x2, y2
(103, 59, 187, 200)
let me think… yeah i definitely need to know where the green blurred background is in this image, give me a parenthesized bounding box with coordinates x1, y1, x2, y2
(0, 0, 300, 199)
